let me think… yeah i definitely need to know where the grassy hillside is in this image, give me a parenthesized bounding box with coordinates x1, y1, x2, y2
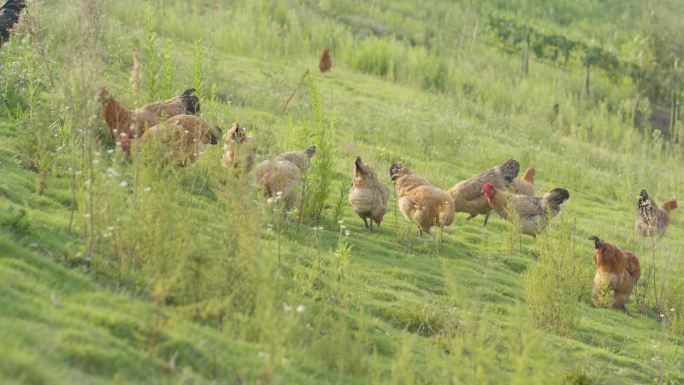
(1, 0, 683, 384)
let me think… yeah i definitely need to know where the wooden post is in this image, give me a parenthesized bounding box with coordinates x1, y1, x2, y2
(670, 58, 679, 142)
(582, 62, 591, 97)
(520, 22, 529, 77)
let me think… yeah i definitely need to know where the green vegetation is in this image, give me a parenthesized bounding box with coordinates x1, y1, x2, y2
(1, 0, 683, 384)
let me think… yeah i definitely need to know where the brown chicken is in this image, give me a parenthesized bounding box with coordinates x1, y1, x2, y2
(482, 182, 569, 236)
(589, 236, 641, 311)
(447, 159, 520, 225)
(390, 163, 455, 238)
(635, 190, 677, 238)
(99, 87, 200, 140)
(509, 166, 535, 196)
(130, 114, 220, 166)
(255, 145, 316, 213)
(348, 156, 389, 231)
(222, 122, 257, 174)
(0, 0, 25, 47)
(319, 48, 331, 73)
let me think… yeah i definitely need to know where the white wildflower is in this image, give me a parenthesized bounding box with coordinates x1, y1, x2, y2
(283, 303, 292, 312)
(144, 187, 151, 192)
(267, 197, 275, 204)
(120, 181, 128, 187)
(276, 191, 283, 197)
(83, 213, 91, 219)
(340, 225, 346, 230)
(671, 308, 676, 312)
(107, 149, 114, 154)
(337, 220, 344, 224)
(345, 230, 351, 237)
(258, 352, 268, 359)
(92, 159, 100, 165)
(318, 226, 324, 230)
(296, 305, 306, 313)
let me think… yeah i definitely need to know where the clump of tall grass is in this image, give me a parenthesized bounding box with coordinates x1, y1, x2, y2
(523, 221, 585, 336)
(298, 77, 336, 220)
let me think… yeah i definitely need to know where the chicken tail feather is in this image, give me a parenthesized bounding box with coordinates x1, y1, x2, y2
(588, 236, 601, 249)
(180, 88, 200, 115)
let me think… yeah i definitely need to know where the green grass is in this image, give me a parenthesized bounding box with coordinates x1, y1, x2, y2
(1, 0, 683, 384)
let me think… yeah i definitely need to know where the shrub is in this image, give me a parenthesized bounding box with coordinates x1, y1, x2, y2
(523, 221, 584, 336)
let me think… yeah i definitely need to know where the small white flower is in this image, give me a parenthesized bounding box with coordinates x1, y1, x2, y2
(107, 149, 114, 154)
(312, 227, 318, 231)
(83, 213, 91, 219)
(296, 305, 306, 313)
(94, 152, 101, 157)
(107, 226, 115, 231)
(345, 230, 351, 236)
(184, 130, 190, 134)
(337, 220, 344, 224)
(144, 187, 152, 192)
(671, 308, 676, 312)
(113, 129, 119, 135)
(340, 225, 346, 230)
(276, 191, 283, 196)
(258, 352, 268, 358)
(267, 197, 275, 204)
(120, 181, 128, 187)
(318, 226, 324, 230)
(283, 303, 292, 312)
(92, 159, 100, 165)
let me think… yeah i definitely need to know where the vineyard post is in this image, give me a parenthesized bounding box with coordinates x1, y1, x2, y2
(459, 2, 471, 52)
(670, 57, 679, 143)
(582, 62, 590, 97)
(520, 22, 529, 77)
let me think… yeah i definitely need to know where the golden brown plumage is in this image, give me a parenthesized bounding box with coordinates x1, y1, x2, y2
(447, 159, 520, 225)
(348, 156, 389, 231)
(482, 183, 569, 236)
(635, 190, 677, 238)
(319, 48, 331, 73)
(509, 166, 535, 196)
(255, 145, 316, 212)
(222, 122, 257, 174)
(390, 163, 455, 238)
(589, 236, 641, 311)
(99, 87, 200, 140)
(138, 114, 220, 166)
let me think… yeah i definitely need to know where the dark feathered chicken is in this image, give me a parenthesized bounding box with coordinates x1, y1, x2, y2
(0, 0, 26, 46)
(635, 189, 677, 238)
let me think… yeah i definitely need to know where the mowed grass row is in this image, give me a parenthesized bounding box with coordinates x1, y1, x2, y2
(1, 0, 683, 384)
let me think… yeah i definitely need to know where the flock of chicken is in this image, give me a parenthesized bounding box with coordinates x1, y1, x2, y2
(1, 1, 678, 312)
(97, 83, 678, 312)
